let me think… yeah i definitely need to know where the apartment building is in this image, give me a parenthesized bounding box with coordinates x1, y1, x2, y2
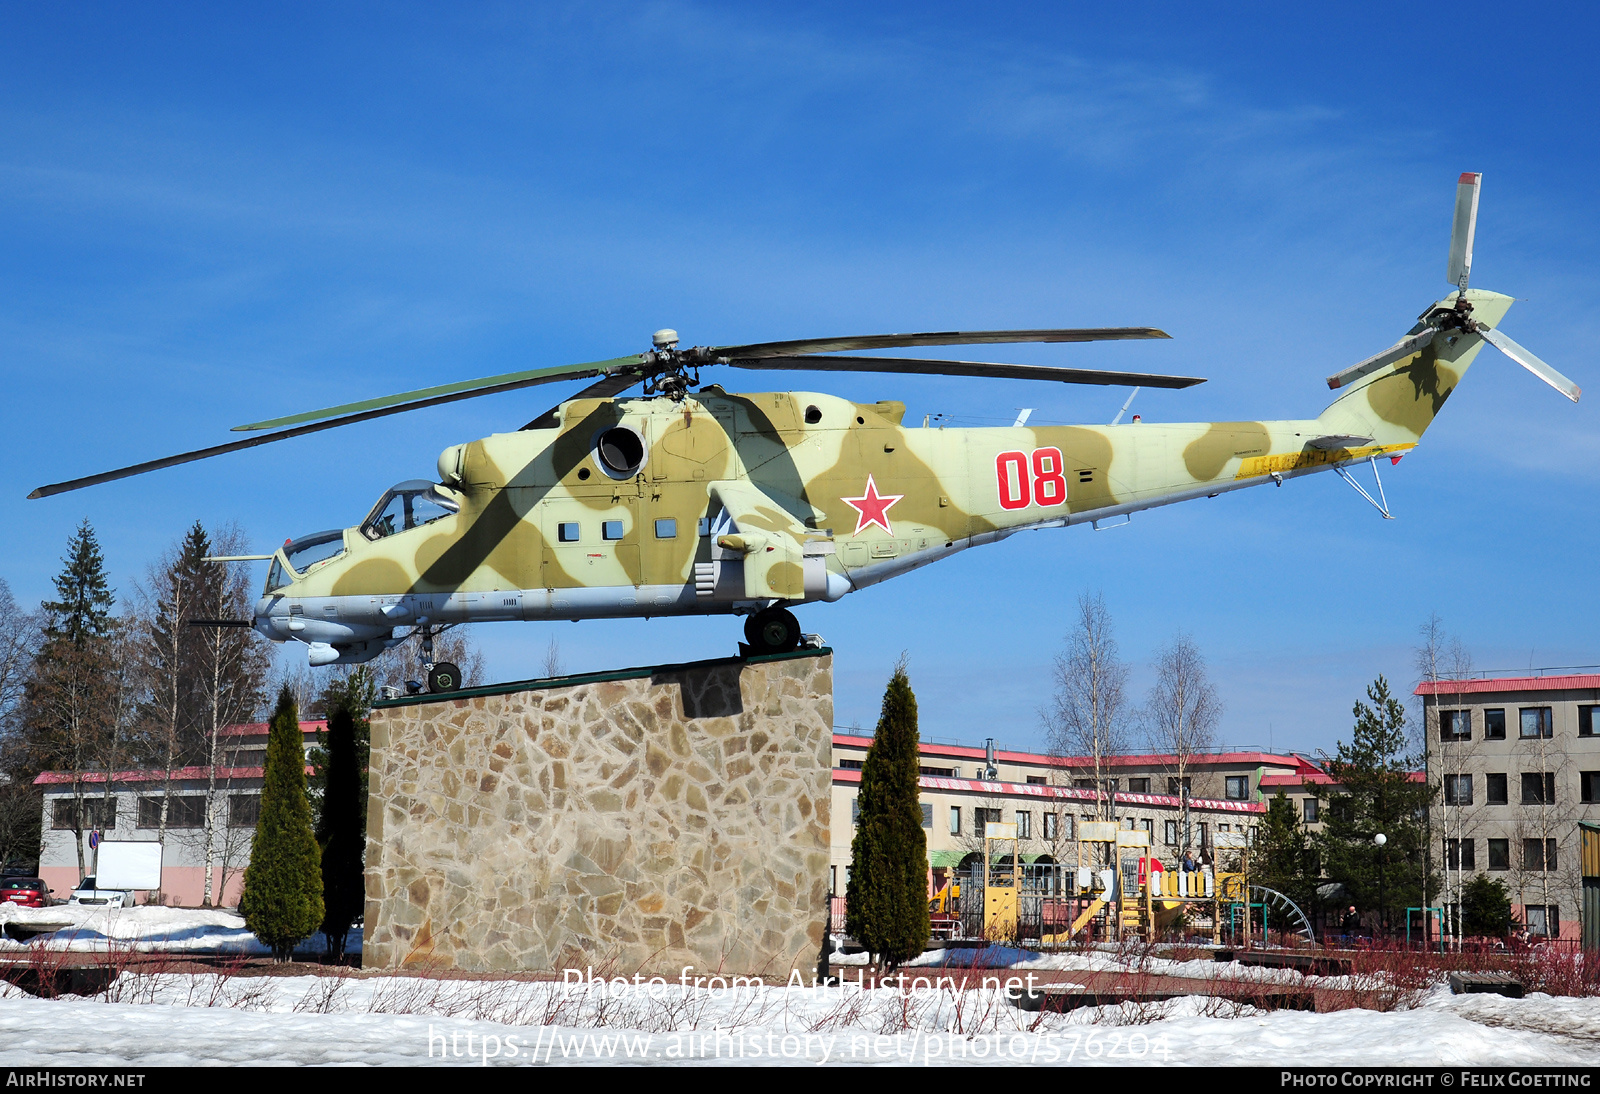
(1417, 673, 1600, 940)
(35, 720, 324, 907)
(829, 733, 1318, 893)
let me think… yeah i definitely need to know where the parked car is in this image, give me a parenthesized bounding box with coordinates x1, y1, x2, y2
(67, 877, 132, 908)
(0, 877, 51, 908)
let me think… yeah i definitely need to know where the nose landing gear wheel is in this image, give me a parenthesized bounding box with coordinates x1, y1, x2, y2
(427, 662, 461, 693)
(744, 608, 801, 654)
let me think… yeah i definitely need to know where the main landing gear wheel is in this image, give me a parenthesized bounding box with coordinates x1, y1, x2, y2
(744, 608, 801, 654)
(427, 662, 461, 693)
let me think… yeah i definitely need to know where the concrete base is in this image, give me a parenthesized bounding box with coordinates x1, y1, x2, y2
(363, 648, 834, 977)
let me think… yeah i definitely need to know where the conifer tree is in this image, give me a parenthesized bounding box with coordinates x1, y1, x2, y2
(317, 683, 367, 960)
(845, 660, 930, 968)
(24, 522, 121, 878)
(1312, 676, 1437, 933)
(1255, 790, 1316, 910)
(1460, 874, 1514, 937)
(41, 520, 115, 649)
(240, 686, 324, 960)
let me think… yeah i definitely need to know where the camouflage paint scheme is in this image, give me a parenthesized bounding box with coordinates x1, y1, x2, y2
(255, 290, 1511, 663)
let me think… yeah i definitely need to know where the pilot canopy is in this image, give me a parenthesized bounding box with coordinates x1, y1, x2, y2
(361, 480, 460, 541)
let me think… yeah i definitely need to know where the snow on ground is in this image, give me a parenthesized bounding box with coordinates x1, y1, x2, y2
(832, 942, 1313, 985)
(0, 903, 356, 955)
(0, 969, 1594, 1066)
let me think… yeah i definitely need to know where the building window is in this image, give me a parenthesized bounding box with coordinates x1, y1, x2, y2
(1484, 709, 1506, 740)
(830, 865, 837, 895)
(1062, 815, 1075, 840)
(557, 522, 580, 543)
(919, 766, 955, 777)
(1026, 775, 1046, 785)
(851, 798, 860, 825)
(949, 806, 960, 835)
(1488, 838, 1510, 871)
(1164, 819, 1179, 845)
(1521, 772, 1556, 805)
(1439, 710, 1472, 742)
(1582, 772, 1600, 804)
(1196, 822, 1208, 848)
(1485, 773, 1508, 805)
(228, 795, 260, 828)
(1072, 778, 1095, 790)
(1445, 838, 1476, 871)
(50, 798, 115, 831)
(975, 808, 1002, 837)
(1127, 778, 1150, 793)
(602, 520, 624, 541)
(1168, 776, 1191, 796)
(654, 518, 677, 539)
(1016, 811, 1031, 839)
(1581, 706, 1600, 737)
(1141, 819, 1154, 838)
(837, 759, 863, 770)
(1043, 812, 1057, 840)
(1443, 774, 1473, 805)
(137, 796, 205, 829)
(1225, 776, 1249, 801)
(1522, 837, 1558, 871)
(920, 802, 933, 828)
(1303, 797, 1319, 823)
(1526, 905, 1559, 938)
(1519, 707, 1553, 739)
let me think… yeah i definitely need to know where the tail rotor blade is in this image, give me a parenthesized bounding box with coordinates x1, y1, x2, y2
(1447, 172, 1482, 292)
(1479, 325, 1581, 402)
(1326, 328, 1438, 390)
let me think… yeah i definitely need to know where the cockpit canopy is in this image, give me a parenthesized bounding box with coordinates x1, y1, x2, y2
(267, 528, 346, 591)
(361, 480, 460, 541)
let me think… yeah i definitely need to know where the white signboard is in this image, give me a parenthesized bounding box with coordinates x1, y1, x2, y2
(1079, 822, 1119, 842)
(1214, 832, 1248, 849)
(984, 821, 1017, 839)
(96, 841, 163, 890)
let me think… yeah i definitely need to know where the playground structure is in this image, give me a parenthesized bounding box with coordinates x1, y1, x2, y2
(934, 823, 1314, 948)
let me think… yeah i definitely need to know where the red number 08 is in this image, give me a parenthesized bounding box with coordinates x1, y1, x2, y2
(997, 447, 1067, 511)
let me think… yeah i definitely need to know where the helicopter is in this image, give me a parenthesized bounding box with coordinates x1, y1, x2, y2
(30, 173, 1579, 693)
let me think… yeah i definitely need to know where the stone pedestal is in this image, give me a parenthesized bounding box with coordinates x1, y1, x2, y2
(363, 648, 833, 976)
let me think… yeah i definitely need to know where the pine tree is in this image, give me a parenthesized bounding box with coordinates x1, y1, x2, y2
(1313, 676, 1438, 933)
(240, 686, 324, 960)
(1460, 874, 1514, 938)
(24, 522, 121, 878)
(1255, 790, 1316, 910)
(42, 520, 115, 649)
(845, 661, 930, 969)
(316, 680, 368, 960)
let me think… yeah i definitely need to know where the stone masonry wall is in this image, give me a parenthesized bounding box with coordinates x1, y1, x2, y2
(363, 650, 833, 976)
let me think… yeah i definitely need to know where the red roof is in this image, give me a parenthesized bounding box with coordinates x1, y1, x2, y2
(831, 768, 1266, 813)
(831, 733, 1310, 771)
(1415, 675, 1600, 696)
(219, 720, 326, 737)
(1260, 770, 1425, 788)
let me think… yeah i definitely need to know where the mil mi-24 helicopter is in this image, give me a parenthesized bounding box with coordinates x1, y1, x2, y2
(31, 174, 1579, 692)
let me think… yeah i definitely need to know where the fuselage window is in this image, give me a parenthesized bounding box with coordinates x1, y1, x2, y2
(558, 522, 580, 543)
(655, 518, 677, 539)
(602, 520, 624, 541)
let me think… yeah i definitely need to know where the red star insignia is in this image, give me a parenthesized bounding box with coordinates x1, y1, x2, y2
(842, 475, 904, 535)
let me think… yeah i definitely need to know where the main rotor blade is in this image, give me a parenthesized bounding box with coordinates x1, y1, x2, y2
(1479, 325, 1581, 402)
(1447, 172, 1481, 292)
(28, 363, 637, 498)
(1326, 328, 1438, 390)
(233, 355, 642, 431)
(712, 328, 1169, 358)
(725, 354, 1204, 388)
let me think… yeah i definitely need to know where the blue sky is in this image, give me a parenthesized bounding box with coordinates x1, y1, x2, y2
(3, 2, 1596, 756)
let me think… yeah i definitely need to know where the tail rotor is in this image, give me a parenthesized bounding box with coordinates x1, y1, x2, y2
(1327, 172, 1579, 402)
